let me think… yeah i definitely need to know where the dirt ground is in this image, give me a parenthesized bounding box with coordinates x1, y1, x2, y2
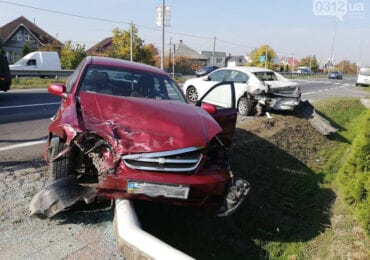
(0, 161, 123, 259)
(0, 114, 368, 259)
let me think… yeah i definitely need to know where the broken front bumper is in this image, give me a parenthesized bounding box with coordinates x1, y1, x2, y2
(29, 167, 250, 218)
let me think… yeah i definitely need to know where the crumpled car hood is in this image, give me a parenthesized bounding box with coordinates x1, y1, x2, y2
(78, 91, 222, 154)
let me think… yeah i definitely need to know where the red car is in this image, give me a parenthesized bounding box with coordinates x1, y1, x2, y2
(30, 56, 249, 218)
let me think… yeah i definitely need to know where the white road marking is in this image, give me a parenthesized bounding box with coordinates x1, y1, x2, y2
(302, 92, 316, 95)
(0, 140, 46, 152)
(0, 102, 60, 109)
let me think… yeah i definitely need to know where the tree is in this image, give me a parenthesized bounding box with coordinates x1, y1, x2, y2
(111, 26, 158, 65)
(60, 41, 86, 69)
(335, 60, 358, 74)
(22, 42, 31, 57)
(249, 45, 276, 69)
(38, 42, 62, 53)
(299, 55, 319, 72)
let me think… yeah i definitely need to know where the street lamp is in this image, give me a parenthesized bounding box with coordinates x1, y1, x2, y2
(328, 21, 338, 73)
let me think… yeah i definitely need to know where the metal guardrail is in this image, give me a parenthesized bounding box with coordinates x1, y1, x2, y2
(10, 69, 74, 78)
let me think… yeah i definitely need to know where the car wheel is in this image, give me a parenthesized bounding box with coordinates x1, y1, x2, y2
(238, 97, 253, 116)
(49, 139, 76, 181)
(186, 86, 198, 102)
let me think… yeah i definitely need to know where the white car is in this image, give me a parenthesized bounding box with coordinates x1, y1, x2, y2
(183, 66, 301, 116)
(356, 67, 370, 87)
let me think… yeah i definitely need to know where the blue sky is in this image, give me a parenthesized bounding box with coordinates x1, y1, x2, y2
(0, 0, 369, 65)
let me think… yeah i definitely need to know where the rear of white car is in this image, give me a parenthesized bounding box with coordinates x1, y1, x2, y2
(183, 67, 301, 116)
(356, 67, 370, 87)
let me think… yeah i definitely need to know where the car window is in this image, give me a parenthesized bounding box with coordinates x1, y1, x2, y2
(359, 68, 370, 76)
(66, 57, 86, 92)
(253, 71, 278, 81)
(224, 70, 248, 83)
(208, 70, 228, 81)
(200, 82, 233, 109)
(79, 65, 186, 102)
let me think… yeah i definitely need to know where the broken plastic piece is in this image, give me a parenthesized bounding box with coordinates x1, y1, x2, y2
(217, 178, 250, 217)
(29, 175, 96, 219)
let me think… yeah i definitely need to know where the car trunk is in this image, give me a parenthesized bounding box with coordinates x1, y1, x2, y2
(265, 81, 299, 95)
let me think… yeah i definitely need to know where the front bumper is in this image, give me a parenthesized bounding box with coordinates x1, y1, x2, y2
(97, 165, 232, 207)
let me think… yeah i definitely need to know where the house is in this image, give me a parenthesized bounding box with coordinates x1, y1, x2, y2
(0, 16, 62, 63)
(280, 56, 300, 70)
(86, 37, 113, 55)
(173, 40, 207, 64)
(166, 40, 207, 74)
(200, 51, 226, 67)
(226, 55, 250, 67)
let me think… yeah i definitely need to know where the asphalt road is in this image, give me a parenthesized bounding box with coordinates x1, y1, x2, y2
(0, 77, 369, 165)
(0, 89, 60, 165)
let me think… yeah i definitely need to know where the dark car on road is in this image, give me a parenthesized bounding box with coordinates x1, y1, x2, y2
(195, 65, 219, 77)
(30, 56, 249, 218)
(328, 71, 343, 80)
(0, 54, 11, 92)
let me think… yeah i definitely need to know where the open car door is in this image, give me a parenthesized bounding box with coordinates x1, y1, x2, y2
(196, 81, 237, 147)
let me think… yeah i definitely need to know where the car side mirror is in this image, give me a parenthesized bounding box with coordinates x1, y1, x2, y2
(48, 84, 67, 98)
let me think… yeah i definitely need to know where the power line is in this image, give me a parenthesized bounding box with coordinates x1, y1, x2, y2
(0, 0, 298, 56)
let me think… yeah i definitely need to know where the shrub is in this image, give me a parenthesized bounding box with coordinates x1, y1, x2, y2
(338, 109, 370, 235)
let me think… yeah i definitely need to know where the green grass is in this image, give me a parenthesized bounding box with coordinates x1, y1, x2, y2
(10, 77, 66, 89)
(315, 98, 369, 236)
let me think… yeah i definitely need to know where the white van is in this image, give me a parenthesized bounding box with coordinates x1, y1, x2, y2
(356, 67, 370, 87)
(9, 51, 61, 71)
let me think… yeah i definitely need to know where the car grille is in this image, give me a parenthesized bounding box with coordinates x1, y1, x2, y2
(122, 147, 203, 173)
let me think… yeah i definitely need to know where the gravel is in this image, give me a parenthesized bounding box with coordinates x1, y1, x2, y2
(0, 161, 123, 259)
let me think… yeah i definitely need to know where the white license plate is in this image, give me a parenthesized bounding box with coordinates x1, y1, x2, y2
(127, 180, 190, 199)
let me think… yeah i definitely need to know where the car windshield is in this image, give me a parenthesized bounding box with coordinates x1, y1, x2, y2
(359, 69, 370, 76)
(79, 65, 186, 102)
(253, 71, 278, 81)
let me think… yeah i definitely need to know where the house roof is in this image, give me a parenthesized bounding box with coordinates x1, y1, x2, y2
(86, 37, 113, 54)
(173, 40, 206, 60)
(0, 16, 61, 46)
(281, 56, 300, 66)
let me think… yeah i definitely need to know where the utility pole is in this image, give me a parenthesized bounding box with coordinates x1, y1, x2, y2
(172, 43, 175, 77)
(212, 36, 216, 66)
(130, 21, 133, 62)
(265, 47, 268, 69)
(169, 38, 172, 71)
(161, 0, 165, 70)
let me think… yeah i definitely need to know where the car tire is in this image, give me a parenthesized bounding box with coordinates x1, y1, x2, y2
(186, 86, 198, 102)
(49, 139, 76, 181)
(238, 97, 253, 116)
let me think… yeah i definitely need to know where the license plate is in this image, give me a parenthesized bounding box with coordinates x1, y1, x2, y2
(127, 180, 190, 199)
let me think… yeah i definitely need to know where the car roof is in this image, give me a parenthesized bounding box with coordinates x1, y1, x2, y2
(219, 66, 274, 73)
(86, 56, 169, 76)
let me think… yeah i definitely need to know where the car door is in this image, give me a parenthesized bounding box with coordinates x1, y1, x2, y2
(223, 70, 249, 104)
(196, 69, 229, 98)
(196, 81, 237, 147)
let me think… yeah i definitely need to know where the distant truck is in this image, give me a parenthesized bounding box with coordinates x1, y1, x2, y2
(9, 51, 62, 78)
(0, 54, 11, 92)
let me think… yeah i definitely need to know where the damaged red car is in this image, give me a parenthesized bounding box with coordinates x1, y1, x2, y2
(30, 56, 249, 218)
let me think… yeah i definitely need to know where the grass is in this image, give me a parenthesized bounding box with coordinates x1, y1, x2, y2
(10, 77, 66, 89)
